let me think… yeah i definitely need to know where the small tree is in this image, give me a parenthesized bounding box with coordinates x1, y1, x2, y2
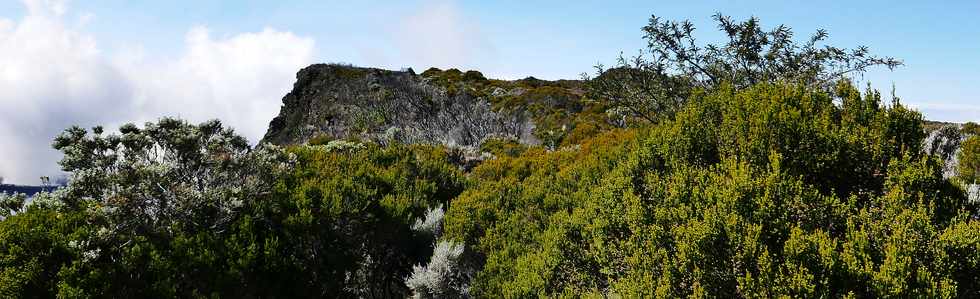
(51, 117, 294, 236)
(589, 13, 901, 124)
(959, 135, 980, 184)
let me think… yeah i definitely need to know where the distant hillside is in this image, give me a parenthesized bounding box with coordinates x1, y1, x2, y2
(924, 120, 959, 133)
(0, 184, 56, 197)
(262, 64, 613, 148)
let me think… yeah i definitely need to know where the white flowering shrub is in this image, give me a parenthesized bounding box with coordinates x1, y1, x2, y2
(318, 139, 366, 153)
(26, 189, 66, 211)
(0, 192, 27, 218)
(50, 118, 295, 236)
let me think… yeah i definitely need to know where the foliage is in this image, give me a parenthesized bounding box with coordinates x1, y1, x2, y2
(413, 204, 447, 238)
(479, 137, 528, 158)
(405, 240, 471, 299)
(51, 118, 294, 232)
(203, 142, 466, 298)
(0, 119, 466, 297)
(959, 136, 980, 183)
(443, 82, 975, 297)
(307, 134, 334, 146)
(0, 209, 83, 298)
(38, 118, 295, 296)
(962, 122, 980, 136)
(589, 13, 901, 124)
(0, 192, 26, 218)
(315, 139, 367, 152)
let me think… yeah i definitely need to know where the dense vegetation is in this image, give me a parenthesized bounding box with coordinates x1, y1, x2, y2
(959, 135, 980, 184)
(446, 82, 978, 297)
(1, 120, 466, 297)
(2, 13, 980, 298)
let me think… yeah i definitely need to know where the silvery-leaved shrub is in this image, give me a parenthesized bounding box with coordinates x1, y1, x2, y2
(405, 240, 470, 299)
(412, 203, 445, 238)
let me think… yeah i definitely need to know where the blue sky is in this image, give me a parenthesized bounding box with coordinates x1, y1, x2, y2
(1, 0, 978, 183)
(7, 0, 977, 111)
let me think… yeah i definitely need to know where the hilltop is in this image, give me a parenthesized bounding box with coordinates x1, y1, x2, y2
(262, 64, 613, 149)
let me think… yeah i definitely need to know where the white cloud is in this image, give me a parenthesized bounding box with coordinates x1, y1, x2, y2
(0, 0, 131, 184)
(0, 1, 314, 184)
(122, 26, 314, 143)
(394, 1, 496, 71)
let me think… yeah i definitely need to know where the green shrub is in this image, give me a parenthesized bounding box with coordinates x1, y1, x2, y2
(959, 136, 980, 183)
(443, 82, 973, 297)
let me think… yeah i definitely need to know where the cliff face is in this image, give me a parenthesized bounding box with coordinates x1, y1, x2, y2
(263, 64, 610, 148)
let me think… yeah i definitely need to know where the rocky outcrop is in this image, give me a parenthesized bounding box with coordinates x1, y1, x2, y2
(924, 124, 964, 178)
(262, 64, 546, 147)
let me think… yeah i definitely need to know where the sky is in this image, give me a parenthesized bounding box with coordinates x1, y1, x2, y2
(1, 0, 978, 184)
